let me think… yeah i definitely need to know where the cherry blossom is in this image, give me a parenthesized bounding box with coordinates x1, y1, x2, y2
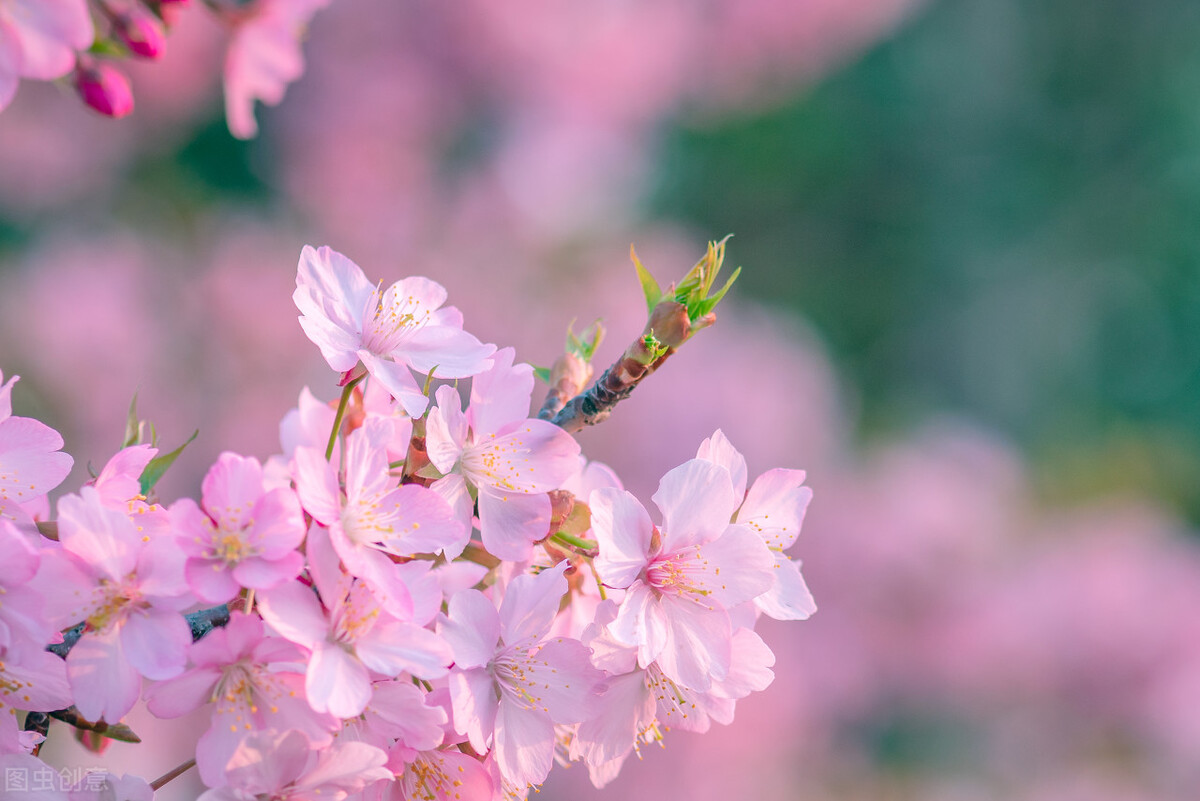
(0, 371, 72, 529)
(172, 451, 306, 603)
(293, 245, 494, 416)
(589, 458, 776, 691)
(425, 349, 582, 561)
(440, 563, 604, 789)
(30, 486, 192, 722)
(145, 612, 339, 789)
(696, 429, 816, 620)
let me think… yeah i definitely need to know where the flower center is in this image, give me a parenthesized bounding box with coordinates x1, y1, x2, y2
(645, 545, 710, 604)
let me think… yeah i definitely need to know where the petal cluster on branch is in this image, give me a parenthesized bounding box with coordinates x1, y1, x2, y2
(4, 241, 815, 801)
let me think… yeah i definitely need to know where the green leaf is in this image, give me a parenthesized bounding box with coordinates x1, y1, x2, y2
(693, 265, 741, 318)
(123, 393, 141, 448)
(139, 430, 198, 495)
(630, 245, 662, 315)
(533, 365, 552, 384)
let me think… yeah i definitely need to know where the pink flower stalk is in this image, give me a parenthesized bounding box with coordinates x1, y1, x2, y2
(425, 349, 582, 561)
(589, 458, 776, 691)
(196, 729, 392, 801)
(0, 0, 93, 110)
(292, 417, 463, 607)
(145, 612, 339, 789)
(0, 371, 72, 529)
(223, 0, 333, 139)
(258, 528, 453, 719)
(172, 451, 306, 603)
(30, 486, 192, 722)
(73, 59, 134, 118)
(293, 245, 494, 416)
(696, 429, 817, 620)
(440, 563, 604, 789)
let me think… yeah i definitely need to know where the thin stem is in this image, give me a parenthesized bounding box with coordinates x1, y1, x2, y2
(587, 559, 608, 601)
(150, 758, 197, 791)
(325, 374, 366, 461)
(551, 530, 599, 555)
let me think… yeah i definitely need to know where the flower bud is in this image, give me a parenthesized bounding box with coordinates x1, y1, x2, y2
(74, 61, 134, 118)
(114, 10, 166, 59)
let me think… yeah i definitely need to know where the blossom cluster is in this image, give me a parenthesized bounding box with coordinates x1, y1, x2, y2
(0, 241, 814, 800)
(0, 0, 326, 135)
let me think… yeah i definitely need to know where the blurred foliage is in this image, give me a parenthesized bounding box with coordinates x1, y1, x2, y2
(653, 0, 1200, 522)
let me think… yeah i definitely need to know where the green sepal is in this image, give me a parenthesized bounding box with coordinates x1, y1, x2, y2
(533, 365, 552, 384)
(123, 393, 142, 448)
(139, 430, 198, 495)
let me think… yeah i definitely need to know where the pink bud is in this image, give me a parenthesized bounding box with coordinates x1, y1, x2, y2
(74, 61, 134, 118)
(115, 11, 166, 59)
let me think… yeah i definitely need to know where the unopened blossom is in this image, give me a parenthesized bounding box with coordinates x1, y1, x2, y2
(440, 563, 604, 789)
(30, 486, 192, 722)
(172, 451, 306, 603)
(0, 371, 72, 529)
(696, 429, 816, 620)
(145, 612, 338, 789)
(0, 0, 93, 111)
(589, 457, 776, 691)
(196, 729, 391, 801)
(258, 527, 452, 719)
(293, 245, 494, 415)
(425, 349, 582, 561)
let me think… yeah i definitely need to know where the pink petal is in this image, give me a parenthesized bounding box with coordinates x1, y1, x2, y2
(145, 665, 222, 718)
(590, 488, 653, 589)
(448, 667, 498, 753)
(307, 640, 371, 717)
(291, 447, 342, 526)
(525, 637, 602, 723)
(67, 626, 141, 722)
(359, 350, 428, 416)
(56, 488, 139, 580)
(6, 0, 92, 80)
(121, 608, 189, 680)
(696, 429, 748, 499)
(231, 551, 304, 591)
(295, 739, 391, 794)
(186, 557, 241, 604)
(576, 671, 655, 767)
(202, 452, 264, 531)
(425, 386, 468, 474)
(498, 562, 568, 644)
(693, 524, 776, 608)
(2, 649, 72, 711)
(294, 245, 372, 367)
(655, 595, 732, 691)
(402, 325, 495, 380)
(755, 555, 817, 621)
(0, 518, 38, 585)
(464, 419, 581, 493)
(466, 348, 532, 436)
(477, 490, 548, 562)
(440, 589, 500, 669)
(493, 695, 555, 787)
(651, 458, 737, 550)
(739, 467, 812, 551)
(356, 620, 451, 679)
(258, 580, 328, 649)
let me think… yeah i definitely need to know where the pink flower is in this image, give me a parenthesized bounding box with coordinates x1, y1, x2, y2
(293, 245, 494, 416)
(196, 729, 391, 801)
(373, 744, 493, 801)
(0, 371, 72, 529)
(173, 451, 306, 603)
(223, 0, 333, 139)
(440, 563, 604, 789)
(145, 612, 338, 789)
(425, 349, 582, 561)
(292, 417, 463, 608)
(31, 486, 192, 722)
(589, 458, 776, 691)
(0, 0, 93, 110)
(696, 429, 817, 620)
(258, 527, 453, 719)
